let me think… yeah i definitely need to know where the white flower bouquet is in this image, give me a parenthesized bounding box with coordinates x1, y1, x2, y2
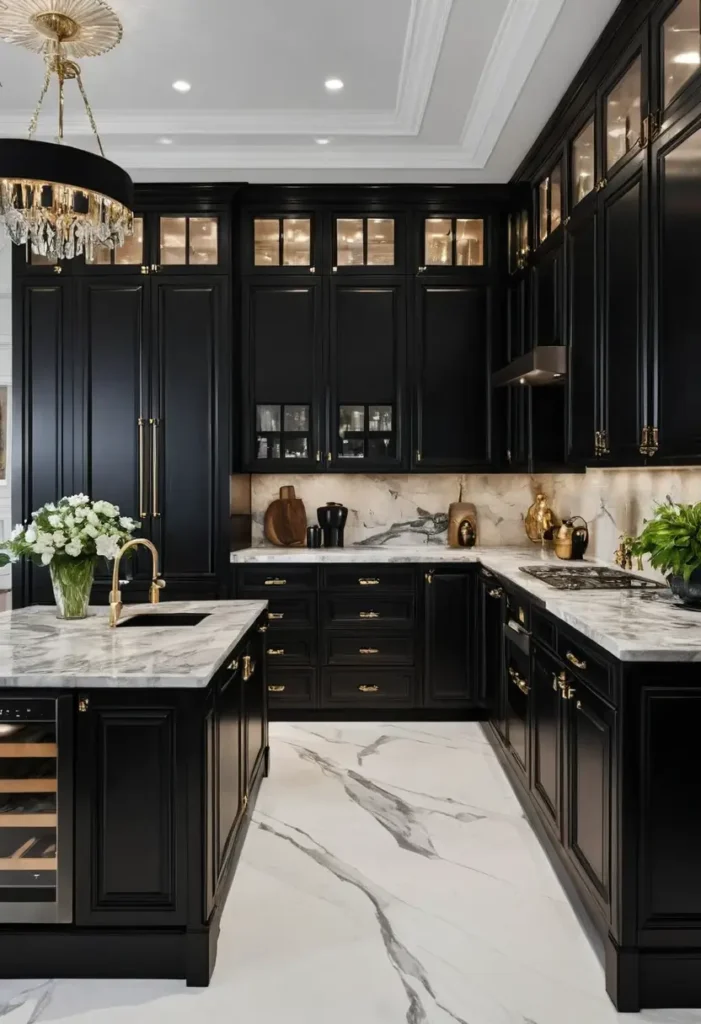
(0, 494, 140, 619)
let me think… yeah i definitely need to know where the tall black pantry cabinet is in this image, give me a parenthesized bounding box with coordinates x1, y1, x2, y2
(12, 186, 237, 607)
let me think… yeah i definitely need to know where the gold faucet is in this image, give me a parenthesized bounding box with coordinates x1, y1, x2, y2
(109, 538, 166, 627)
(614, 536, 633, 571)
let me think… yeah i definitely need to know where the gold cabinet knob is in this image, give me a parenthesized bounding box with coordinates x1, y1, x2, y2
(358, 684, 379, 693)
(267, 648, 285, 656)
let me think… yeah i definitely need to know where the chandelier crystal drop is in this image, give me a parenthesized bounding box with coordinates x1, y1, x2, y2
(0, 0, 134, 261)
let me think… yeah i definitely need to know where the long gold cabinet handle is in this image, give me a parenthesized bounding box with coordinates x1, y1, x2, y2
(138, 417, 147, 519)
(359, 647, 379, 655)
(359, 611, 379, 619)
(566, 651, 587, 671)
(264, 578, 287, 586)
(359, 578, 380, 586)
(269, 684, 286, 693)
(268, 612, 284, 620)
(358, 684, 379, 693)
(242, 655, 255, 680)
(150, 418, 160, 518)
(267, 648, 285, 656)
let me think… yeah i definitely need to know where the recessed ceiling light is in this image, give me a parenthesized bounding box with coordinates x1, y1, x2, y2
(315, 137, 330, 145)
(324, 77, 344, 92)
(159, 137, 173, 145)
(673, 50, 701, 65)
(172, 80, 191, 93)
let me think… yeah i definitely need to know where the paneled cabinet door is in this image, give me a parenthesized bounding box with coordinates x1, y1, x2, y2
(530, 234, 564, 348)
(649, 107, 701, 463)
(650, 0, 701, 129)
(74, 694, 186, 927)
(478, 575, 503, 711)
(150, 277, 228, 598)
(565, 680, 615, 913)
(213, 662, 243, 886)
(242, 279, 323, 471)
(598, 159, 649, 464)
(423, 569, 476, 707)
(566, 205, 599, 465)
(531, 645, 563, 836)
(328, 278, 407, 470)
(13, 281, 74, 607)
(242, 631, 267, 793)
(413, 282, 492, 470)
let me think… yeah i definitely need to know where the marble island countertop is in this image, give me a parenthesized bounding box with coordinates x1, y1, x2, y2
(231, 545, 701, 662)
(0, 600, 267, 689)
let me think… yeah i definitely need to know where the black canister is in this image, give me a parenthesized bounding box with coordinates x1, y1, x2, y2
(317, 502, 349, 547)
(306, 526, 322, 548)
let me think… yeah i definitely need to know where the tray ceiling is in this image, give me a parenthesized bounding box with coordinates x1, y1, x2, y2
(0, 0, 621, 182)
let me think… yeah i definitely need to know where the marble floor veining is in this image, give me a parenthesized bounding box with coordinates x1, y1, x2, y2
(2, 722, 701, 1024)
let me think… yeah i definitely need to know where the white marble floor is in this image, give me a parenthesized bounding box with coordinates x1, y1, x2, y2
(2, 721, 701, 1024)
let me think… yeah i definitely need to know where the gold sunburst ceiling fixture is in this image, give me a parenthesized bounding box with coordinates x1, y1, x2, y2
(0, 0, 133, 260)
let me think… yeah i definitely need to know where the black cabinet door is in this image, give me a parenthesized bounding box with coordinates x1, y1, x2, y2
(414, 282, 492, 470)
(478, 574, 503, 711)
(531, 644, 564, 835)
(565, 680, 615, 911)
(214, 664, 243, 881)
(150, 277, 228, 597)
(599, 159, 649, 463)
(649, 107, 701, 463)
(328, 278, 406, 470)
(566, 205, 598, 465)
(75, 693, 186, 926)
(423, 568, 476, 707)
(243, 630, 267, 793)
(242, 279, 322, 471)
(503, 642, 529, 778)
(12, 282, 74, 607)
(531, 236, 564, 347)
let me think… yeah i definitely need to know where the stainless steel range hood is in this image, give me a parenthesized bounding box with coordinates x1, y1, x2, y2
(492, 346, 567, 387)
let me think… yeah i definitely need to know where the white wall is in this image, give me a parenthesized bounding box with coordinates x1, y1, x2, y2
(0, 241, 11, 588)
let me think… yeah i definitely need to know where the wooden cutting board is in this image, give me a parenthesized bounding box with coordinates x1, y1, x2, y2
(263, 486, 307, 547)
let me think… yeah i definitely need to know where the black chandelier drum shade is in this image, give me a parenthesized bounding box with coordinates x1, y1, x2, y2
(0, 138, 133, 209)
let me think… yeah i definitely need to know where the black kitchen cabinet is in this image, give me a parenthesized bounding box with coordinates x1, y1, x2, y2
(477, 571, 503, 712)
(530, 234, 564, 347)
(423, 567, 477, 707)
(413, 282, 492, 470)
(531, 643, 563, 834)
(330, 212, 405, 274)
(211, 661, 243, 897)
(242, 631, 268, 792)
(565, 201, 599, 464)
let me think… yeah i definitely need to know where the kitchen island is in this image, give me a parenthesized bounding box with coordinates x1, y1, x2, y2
(0, 600, 269, 986)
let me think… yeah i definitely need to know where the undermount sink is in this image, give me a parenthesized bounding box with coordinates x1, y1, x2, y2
(118, 612, 211, 628)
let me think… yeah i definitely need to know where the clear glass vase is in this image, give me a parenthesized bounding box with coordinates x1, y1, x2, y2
(49, 558, 96, 620)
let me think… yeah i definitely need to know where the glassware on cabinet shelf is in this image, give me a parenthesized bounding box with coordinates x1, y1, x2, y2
(367, 219, 394, 265)
(663, 0, 701, 107)
(606, 57, 642, 170)
(188, 218, 218, 265)
(337, 219, 363, 266)
(160, 216, 187, 265)
(572, 120, 595, 205)
(550, 165, 562, 232)
(256, 405, 281, 433)
(425, 218, 452, 265)
(339, 405, 365, 435)
(254, 219, 281, 266)
(256, 436, 282, 460)
(455, 219, 484, 266)
(340, 438, 365, 459)
(283, 405, 309, 432)
(368, 437, 393, 460)
(283, 437, 309, 459)
(368, 405, 392, 432)
(282, 219, 311, 266)
(539, 178, 549, 243)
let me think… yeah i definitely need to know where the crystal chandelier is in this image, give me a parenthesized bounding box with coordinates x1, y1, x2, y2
(0, 0, 134, 260)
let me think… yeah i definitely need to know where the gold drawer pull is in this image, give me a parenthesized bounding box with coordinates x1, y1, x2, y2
(358, 684, 379, 693)
(359, 611, 379, 619)
(242, 655, 255, 681)
(267, 648, 285, 656)
(359, 578, 380, 586)
(227, 658, 239, 672)
(508, 666, 530, 695)
(264, 578, 287, 586)
(268, 684, 286, 693)
(566, 651, 587, 671)
(359, 647, 379, 655)
(268, 612, 284, 620)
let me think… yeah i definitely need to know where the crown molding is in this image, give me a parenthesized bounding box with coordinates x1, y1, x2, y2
(459, 0, 566, 164)
(394, 0, 453, 132)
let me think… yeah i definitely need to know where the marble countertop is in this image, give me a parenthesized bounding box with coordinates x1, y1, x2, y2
(231, 545, 701, 662)
(0, 600, 267, 689)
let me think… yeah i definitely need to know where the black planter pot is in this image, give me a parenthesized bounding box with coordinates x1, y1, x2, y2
(668, 569, 701, 606)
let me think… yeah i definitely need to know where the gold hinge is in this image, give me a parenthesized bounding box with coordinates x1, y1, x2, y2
(78, 697, 89, 713)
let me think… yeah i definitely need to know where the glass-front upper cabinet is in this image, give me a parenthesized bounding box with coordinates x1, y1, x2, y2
(248, 215, 317, 273)
(332, 215, 399, 272)
(659, 0, 701, 112)
(84, 217, 145, 271)
(337, 404, 396, 462)
(255, 403, 312, 462)
(508, 209, 529, 273)
(537, 161, 563, 244)
(571, 119, 596, 206)
(605, 56, 643, 172)
(420, 216, 485, 271)
(156, 214, 221, 271)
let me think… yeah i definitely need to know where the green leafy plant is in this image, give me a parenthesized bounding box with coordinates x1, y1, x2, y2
(631, 499, 701, 582)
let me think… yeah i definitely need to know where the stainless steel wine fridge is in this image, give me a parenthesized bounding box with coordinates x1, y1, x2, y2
(0, 696, 73, 923)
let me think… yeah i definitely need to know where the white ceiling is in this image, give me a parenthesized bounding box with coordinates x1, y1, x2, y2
(0, 0, 621, 182)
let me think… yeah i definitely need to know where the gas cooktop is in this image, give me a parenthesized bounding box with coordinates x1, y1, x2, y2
(519, 565, 667, 591)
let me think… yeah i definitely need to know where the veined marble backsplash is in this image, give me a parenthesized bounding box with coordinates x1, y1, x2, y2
(251, 469, 701, 566)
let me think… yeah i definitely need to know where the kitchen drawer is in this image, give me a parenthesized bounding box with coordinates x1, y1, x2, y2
(531, 607, 556, 652)
(265, 595, 316, 630)
(504, 588, 530, 631)
(238, 565, 316, 593)
(267, 669, 315, 706)
(322, 669, 415, 707)
(325, 634, 414, 667)
(321, 565, 415, 593)
(556, 629, 613, 702)
(322, 594, 415, 630)
(264, 631, 316, 667)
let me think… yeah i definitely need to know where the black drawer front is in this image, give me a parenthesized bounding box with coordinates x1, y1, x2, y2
(322, 595, 415, 630)
(557, 630, 612, 701)
(325, 634, 414, 666)
(264, 632, 315, 666)
(322, 669, 415, 707)
(504, 589, 530, 631)
(264, 595, 316, 630)
(322, 566, 415, 593)
(531, 608, 556, 652)
(238, 566, 316, 592)
(267, 669, 315, 705)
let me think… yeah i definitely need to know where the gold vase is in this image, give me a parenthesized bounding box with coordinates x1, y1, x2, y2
(525, 492, 557, 543)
